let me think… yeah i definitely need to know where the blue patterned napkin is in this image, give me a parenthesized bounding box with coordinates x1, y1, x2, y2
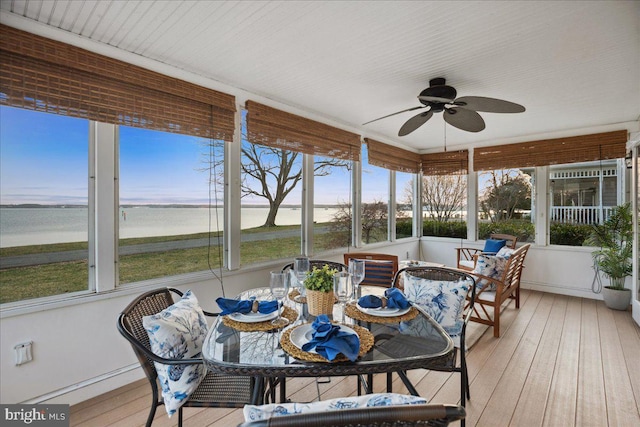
(358, 288, 410, 309)
(216, 297, 279, 316)
(301, 315, 360, 361)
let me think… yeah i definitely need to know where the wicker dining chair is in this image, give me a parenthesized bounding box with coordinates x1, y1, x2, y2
(117, 287, 254, 427)
(236, 403, 466, 427)
(391, 267, 476, 422)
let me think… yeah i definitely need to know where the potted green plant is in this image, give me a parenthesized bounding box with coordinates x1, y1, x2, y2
(586, 203, 633, 310)
(304, 264, 337, 316)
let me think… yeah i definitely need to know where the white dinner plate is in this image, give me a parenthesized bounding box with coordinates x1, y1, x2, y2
(228, 310, 278, 323)
(356, 302, 411, 317)
(289, 323, 357, 353)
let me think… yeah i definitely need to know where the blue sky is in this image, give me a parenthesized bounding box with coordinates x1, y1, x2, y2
(1, 106, 402, 205)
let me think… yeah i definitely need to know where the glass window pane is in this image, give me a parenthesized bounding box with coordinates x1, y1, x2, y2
(422, 174, 467, 238)
(361, 144, 389, 244)
(240, 140, 302, 265)
(314, 155, 352, 252)
(396, 171, 415, 239)
(478, 168, 534, 243)
(549, 161, 620, 246)
(118, 126, 223, 284)
(0, 106, 89, 303)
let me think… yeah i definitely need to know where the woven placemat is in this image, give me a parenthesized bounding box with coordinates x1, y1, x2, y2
(280, 323, 374, 363)
(222, 306, 298, 332)
(344, 302, 419, 324)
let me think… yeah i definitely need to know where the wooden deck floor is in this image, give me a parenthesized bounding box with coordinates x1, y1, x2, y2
(70, 290, 640, 426)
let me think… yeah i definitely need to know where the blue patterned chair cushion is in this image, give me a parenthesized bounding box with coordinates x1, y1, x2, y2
(496, 246, 515, 259)
(243, 393, 427, 421)
(402, 276, 473, 347)
(473, 254, 509, 291)
(142, 290, 208, 417)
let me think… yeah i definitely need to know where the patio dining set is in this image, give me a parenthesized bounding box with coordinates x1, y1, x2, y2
(117, 240, 530, 427)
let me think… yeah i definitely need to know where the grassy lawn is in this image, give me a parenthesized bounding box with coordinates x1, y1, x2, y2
(0, 224, 344, 304)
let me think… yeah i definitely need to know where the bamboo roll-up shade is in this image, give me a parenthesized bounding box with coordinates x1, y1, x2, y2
(0, 24, 236, 141)
(245, 101, 361, 161)
(420, 150, 469, 175)
(474, 130, 627, 171)
(365, 138, 420, 173)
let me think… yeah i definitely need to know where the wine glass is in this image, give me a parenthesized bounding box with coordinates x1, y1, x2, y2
(333, 271, 353, 324)
(348, 259, 365, 300)
(293, 256, 310, 302)
(270, 271, 290, 328)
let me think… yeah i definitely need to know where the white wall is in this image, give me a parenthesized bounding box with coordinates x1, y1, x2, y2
(0, 240, 417, 405)
(420, 237, 604, 300)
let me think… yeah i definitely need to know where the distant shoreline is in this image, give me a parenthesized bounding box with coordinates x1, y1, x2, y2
(0, 203, 340, 209)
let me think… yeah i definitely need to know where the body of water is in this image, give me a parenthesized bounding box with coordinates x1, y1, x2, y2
(0, 206, 340, 248)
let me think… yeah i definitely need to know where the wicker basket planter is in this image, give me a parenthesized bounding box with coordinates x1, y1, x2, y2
(306, 289, 335, 316)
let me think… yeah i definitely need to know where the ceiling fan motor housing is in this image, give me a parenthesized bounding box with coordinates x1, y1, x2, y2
(419, 78, 457, 104)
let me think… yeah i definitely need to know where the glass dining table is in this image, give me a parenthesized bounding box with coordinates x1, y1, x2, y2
(202, 287, 454, 404)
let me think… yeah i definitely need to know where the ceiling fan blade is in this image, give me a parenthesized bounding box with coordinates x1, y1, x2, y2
(454, 96, 525, 113)
(444, 108, 485, 132)
(398, 110, 433, 136)
(418, 95, 455, 104)
(362, 106, 425, 125)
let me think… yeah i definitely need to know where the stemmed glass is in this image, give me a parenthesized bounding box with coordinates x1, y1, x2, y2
(348, 259, 365, 300)
(293, 256, 310, 303)
(270, 271, 290, 328)
(333, 271, 353, 324)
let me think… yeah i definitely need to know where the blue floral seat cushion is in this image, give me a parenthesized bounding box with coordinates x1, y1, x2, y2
(243, 393, 427, 421)
(402, 276, 473, 348)
(142, 290, 208, 417)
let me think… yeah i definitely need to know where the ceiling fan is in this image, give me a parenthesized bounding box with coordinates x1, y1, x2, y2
(363, 78, 525, 136)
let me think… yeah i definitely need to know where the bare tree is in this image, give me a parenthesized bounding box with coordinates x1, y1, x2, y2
(404, 175, 466, 222)
(204, 140, 349, 227)
(329, 199, 388, 245)
(479, 169, 531, 222)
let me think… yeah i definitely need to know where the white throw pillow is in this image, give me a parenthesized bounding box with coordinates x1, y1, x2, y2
(243, 393, 427, 421)
(142, 290, 208, 417)
(403, 276, 473, 347)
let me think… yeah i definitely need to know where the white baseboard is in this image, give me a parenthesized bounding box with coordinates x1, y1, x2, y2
(26, 364, 144, 406)
(521, 280, 603, 300)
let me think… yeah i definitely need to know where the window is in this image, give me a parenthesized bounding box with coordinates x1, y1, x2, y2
(421, 173, 467, 239)
(314, 155, 352, 252)
(361, 144, 389, 244)
(118, 126, 223, 284)
(395, 171, 415, 239)
(240, 140, 302, 265)
(0, 106, 89, 303)
(477, 168, 535, 243)
(549, 160, 621, 246)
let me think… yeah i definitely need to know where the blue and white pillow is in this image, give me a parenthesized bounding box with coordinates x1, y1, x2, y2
(496, 246, 515, 259)
(403, 276, 473, 347)
(473, 254, 509, 291)
(142, 290, 208, 417)
(243, 393, 427, 421)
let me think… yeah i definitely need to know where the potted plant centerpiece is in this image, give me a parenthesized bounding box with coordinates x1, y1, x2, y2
(586, 203, 633, 310)
(304, 264, 338, 316)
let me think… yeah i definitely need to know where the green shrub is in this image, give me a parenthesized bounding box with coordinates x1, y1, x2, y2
(396, 219, 413, 238)
(550, 222, 592, 246)
(478, 220, 534, 242)
(423, 220, 467, 238)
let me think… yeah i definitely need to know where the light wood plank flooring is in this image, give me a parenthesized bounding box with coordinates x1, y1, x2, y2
(70, 290, 640, 426)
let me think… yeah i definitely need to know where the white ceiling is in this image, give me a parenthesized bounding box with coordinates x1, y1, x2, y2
(1, 0, 639, 152)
